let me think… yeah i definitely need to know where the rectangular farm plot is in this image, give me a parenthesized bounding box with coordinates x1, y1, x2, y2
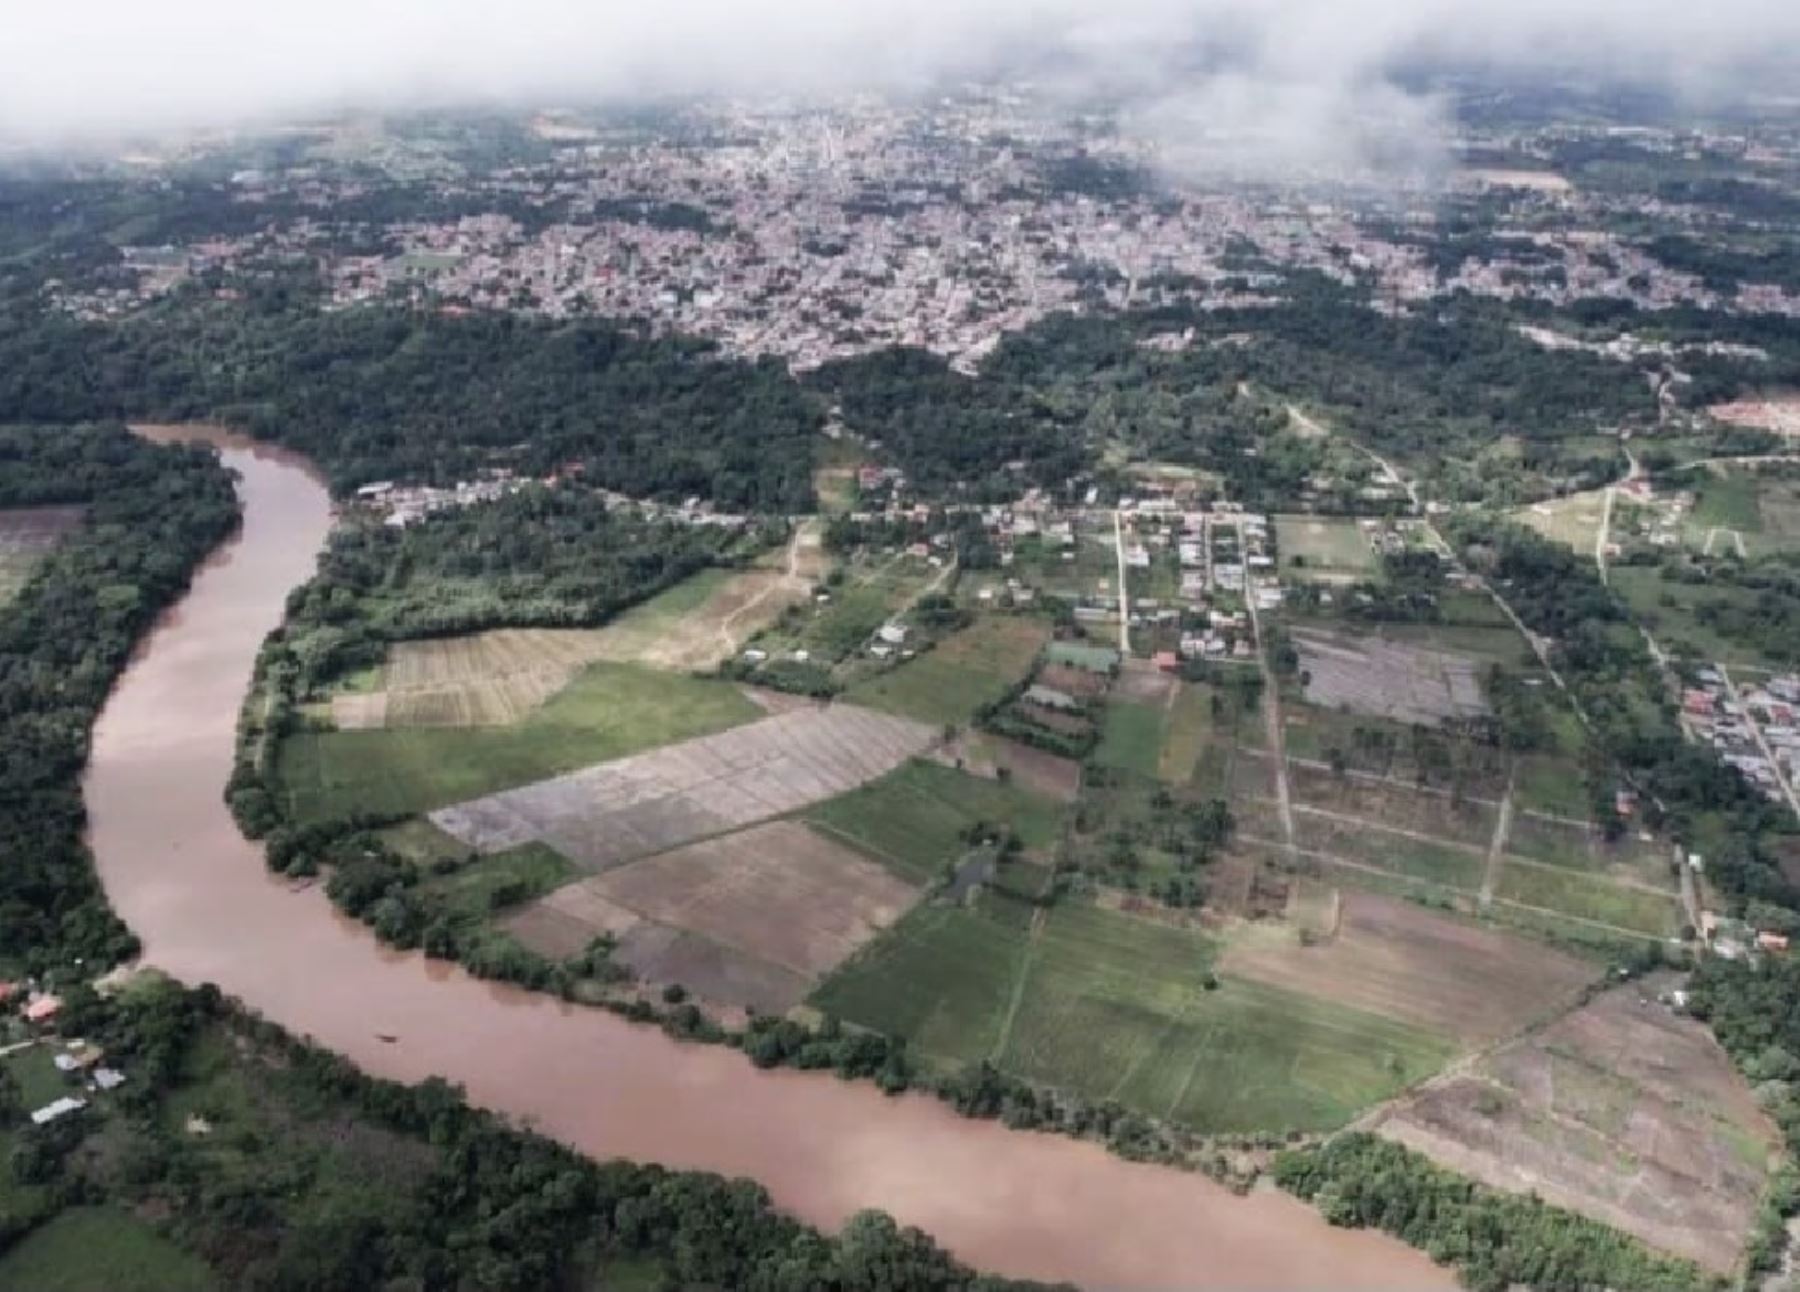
(430, 703, 938, 872)
(599, 822, 915, 975)
(1294, 628, 1489, 728)
(1291, 814, 1486, 893)
(513, 821, 920, 1012)
(1220, 890, 1595, 1046)
(1287, 761, 1499, 849)
(1494, 859, 1683, 938)
(1094, 700, 1166, 778)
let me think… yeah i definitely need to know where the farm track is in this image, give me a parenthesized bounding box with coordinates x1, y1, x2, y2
(1478, 766, 1516, 910)
(716, 521, 815, 654)
(989, 908, 1046, 1064)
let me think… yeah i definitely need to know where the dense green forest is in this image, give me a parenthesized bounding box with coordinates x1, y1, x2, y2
(1274, 1134, 1713, 1292)
(816, 278, 1650, 508)
(0, 424, 239, 975)
(0, 293, 821, 509)
(0, 978, 1055, 1292)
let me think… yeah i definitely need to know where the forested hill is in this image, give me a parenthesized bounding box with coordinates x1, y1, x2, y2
(0, 295, 822, 510)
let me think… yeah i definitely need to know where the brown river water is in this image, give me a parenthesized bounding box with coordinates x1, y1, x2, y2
(84, 427, 1454, 1291)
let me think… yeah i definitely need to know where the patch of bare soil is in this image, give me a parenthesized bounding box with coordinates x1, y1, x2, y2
(1369, 971, 1779, 1274)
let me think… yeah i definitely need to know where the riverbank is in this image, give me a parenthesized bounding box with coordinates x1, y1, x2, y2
(78, 426, 1458, 1289)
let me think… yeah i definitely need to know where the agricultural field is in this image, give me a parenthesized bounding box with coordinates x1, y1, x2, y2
(1493, 860, 1684, 938)
(807, 757, 1067, 885)
(1219, 890, 1595, 1045)
(1292, 628, 1490, 728)
(1274, 515, 1379, 583)
(0, 505, 81, 607)
(509, 821, 918, 1012)
(277, 662, 761, 822)
(1369, 973, 1779, 1274)
(814, 898, 1454, 1133)
(1093, 698, 1167, 778)
(431, 703, 938, 872)
(331, 627, 616, 729)
(845, 613, 1049, 727)
(0, 1207, 217, 1292)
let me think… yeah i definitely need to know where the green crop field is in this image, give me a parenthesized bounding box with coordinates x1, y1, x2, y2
(810, 903, 1031, 1060)
(1496, 861, 1682, 937)
(807, 759, 1066, 884)
(277, 661, 759, 822)
(0, 1208, 216, 1292)
(847, 614, 1048, 727)
(1094, 700, 1166, 778)
(815, 899, 1452, 1132)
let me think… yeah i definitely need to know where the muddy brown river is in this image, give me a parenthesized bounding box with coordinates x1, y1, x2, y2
(85, 428, 1453, 1291)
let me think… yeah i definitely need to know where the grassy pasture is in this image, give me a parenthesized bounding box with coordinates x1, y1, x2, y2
(0, 1208, 216, 1292)
(846, 614, 1048, 727)
(1274, 515, 1378, 581)
(1094, 700, 1167, 778)
(1495, 860, 1683, 937)
(807, 759, 1066, 885)
(278, 661, 759, 822)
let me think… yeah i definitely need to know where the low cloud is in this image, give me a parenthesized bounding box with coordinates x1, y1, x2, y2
(2, 0, 1797, 158)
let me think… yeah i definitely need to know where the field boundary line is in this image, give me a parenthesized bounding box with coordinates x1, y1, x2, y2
(988, 907, 1045, 1064)
(1479, 763, 1516, 910)
(1498, 850, 1684, 898)
(1274, 799, 1490, 855)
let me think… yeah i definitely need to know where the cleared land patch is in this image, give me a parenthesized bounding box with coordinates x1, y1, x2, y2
(1516, 489, 1607, 556)
(280, 662, 760, 822)
(846, 614, 1048, 726)
(0, 505, 82, 606)
(1293, 628, 1489, 728)
(430, 703, 937, 872)
(584, 560, 814, 672)
(531, 821, 918, 1011)
(1220, 890, 1595, 1045)
(1370, 974, 1779, 1273)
